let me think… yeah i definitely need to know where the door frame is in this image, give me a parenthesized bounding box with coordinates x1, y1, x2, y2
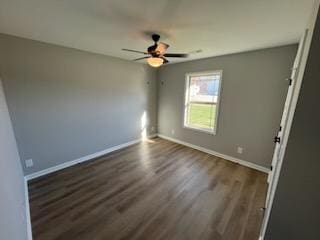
(259, 2, 320, 239)
(265, 29, 308, 205)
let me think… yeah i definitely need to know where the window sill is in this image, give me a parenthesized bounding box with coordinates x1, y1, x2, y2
(183, 125, 217, 135)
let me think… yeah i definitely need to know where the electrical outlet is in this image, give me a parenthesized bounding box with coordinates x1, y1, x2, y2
(237, 147, 244, 154)
(25, 159, 33, 168)
(171, 129, 175, 135)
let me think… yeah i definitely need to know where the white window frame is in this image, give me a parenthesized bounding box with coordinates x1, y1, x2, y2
(183, 70, 223, 135)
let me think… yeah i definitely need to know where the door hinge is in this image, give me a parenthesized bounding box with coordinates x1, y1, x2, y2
(274, 136, 281, 143)
(270, 165, 273, 171)
(287, 78, 293, 86)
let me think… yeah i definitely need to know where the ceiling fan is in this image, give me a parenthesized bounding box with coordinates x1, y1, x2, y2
(122, 34, 189, 67)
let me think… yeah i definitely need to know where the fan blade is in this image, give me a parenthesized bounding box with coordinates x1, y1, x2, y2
(161, 57, 169, 64)
(133, 57, 149, 61)
(156, 42, 169, 54)
(164, 53, 188, 58)
(122, 49, 148, 54)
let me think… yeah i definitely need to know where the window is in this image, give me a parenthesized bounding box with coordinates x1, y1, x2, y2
(184, 70, 222, 134)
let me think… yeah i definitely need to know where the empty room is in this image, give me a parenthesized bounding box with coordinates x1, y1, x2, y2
(1, 1, 320, 240)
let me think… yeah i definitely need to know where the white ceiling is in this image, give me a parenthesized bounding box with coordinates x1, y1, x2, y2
(0, 0, 314, 63)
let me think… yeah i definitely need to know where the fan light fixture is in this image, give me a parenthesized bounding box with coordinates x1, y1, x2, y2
(122, 34, 190, 66)
(147, 57, 164, 67)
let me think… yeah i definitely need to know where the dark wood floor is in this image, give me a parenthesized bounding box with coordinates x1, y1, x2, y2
(28, 137, 267, 240)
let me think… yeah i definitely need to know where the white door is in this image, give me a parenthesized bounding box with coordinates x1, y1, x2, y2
(259, 2, 320, 238)
(265, 30, 307, 206)
(259, 1, 320, 234)
(259, 29, 309, 239)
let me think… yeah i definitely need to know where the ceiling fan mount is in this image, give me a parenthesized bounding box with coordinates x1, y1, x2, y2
(122, 33, 189, 67)
(151, 33, 160, 42)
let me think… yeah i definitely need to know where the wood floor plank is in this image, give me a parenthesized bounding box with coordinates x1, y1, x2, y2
(28, 137, 267, 240)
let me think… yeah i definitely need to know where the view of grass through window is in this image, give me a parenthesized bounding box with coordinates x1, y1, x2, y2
(188, 103, 216, 129)
(185, 71, 221, 132)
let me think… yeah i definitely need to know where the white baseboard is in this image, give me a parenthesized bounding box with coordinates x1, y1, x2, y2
(158, 134, 270, 174)
(25, 136, 156, 181)
(24, 178, 33, 240)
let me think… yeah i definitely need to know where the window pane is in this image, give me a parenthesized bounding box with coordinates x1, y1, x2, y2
(184, 72, 221, 133)
(189, 75, 220, 104)
(187, 103, 216, 129)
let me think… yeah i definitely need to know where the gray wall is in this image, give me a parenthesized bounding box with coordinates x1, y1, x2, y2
(0, 80, 28, 240)
(265, 9, 320, 240)
(158, 45, 297, 168)
(0, 34, 158, 175)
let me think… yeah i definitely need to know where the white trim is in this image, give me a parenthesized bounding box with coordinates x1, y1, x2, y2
(158, 134, 269, 173)
(24, 178, 33, 240)
(183, 125, 216, 135)
(183, 70, 223, 135)
(25, 135, 156, 181)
